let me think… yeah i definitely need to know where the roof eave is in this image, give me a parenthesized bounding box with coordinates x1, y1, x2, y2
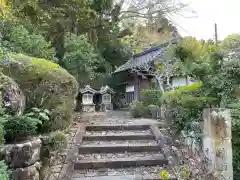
(114, 38, 180, 73)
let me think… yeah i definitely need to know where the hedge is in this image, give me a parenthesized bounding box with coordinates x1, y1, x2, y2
(0, 54, 78, 131)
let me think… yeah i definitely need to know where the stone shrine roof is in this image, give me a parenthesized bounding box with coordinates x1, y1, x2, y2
(80, 85, 97, 94)
(100, 85, 115, 94)
(80, 85, 115, 94)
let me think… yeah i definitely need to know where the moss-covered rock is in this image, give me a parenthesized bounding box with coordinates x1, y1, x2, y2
(0, 72, 25, 115)
(0, 54, 78, 131)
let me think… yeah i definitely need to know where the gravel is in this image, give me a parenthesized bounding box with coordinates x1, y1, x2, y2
(92, 119, 133, 125)
(77, 151, 163, 160)
(85, 130, 152, 136)
(72, 165, 173, 178)
(81, 140, 158, 145)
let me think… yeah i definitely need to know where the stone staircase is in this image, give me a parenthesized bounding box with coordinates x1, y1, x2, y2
(71, 124, 175, 180)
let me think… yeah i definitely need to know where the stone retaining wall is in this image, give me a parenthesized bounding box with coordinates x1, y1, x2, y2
(0, 122, 81, 180)
(0, 138, 41, 180)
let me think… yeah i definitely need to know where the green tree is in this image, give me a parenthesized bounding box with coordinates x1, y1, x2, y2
(0, 1, 55, 59)
(7, 0, 183, 70)
(63, 33, 110, 86)
(121, 24, 174, 54)
(7, 0, 97, 63)
(220, 34, 240, 51)
(3, 24, 55, 59)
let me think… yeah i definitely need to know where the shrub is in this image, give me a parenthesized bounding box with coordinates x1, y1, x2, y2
(233, 121, 240, 179)
(0, 93, 6, 145)
(3, 115, 41, 142)
(0, 160, 9, 180)
(140, 89, 162, 106)
(0, 54, 78, 131)
(160, 170, 169, 180)
(161, 81, 216, 110)
(227, 102, 240, 179)
(162, 82, 215, 135)
(49, 131, 67, 152)
(130, 101, 149, 118)
(0, 125, 5, 145)
(162, 82, 203, 104)
(25, 107, 51, 133)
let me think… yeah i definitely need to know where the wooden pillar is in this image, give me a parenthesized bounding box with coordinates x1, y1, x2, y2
(203, 108, 233, 180)
(133, 74, 140, 101)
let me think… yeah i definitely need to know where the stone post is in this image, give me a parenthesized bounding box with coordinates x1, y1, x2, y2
(203, 108, 233, 180)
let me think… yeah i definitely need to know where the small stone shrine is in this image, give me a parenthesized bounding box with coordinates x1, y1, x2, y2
(80, 85, 97, 112)
(80, 85, 115, 112)
(100, 85, 115, 111)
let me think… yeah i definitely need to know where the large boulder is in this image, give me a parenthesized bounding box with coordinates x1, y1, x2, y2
(0, 72, 25, 115)
(0, 54, 78, 130)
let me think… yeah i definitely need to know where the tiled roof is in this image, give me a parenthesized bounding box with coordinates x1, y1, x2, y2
(114, 38, 178, 73)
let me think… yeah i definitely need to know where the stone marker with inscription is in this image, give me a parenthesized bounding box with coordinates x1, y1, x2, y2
(203, 108, 233, 180)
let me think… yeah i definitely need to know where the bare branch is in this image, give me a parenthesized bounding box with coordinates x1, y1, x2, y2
(119, 6, 187, 21)
(118, 0, 190, 21)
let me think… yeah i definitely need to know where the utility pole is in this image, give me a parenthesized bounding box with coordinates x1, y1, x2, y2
(214, 23, 218, 46)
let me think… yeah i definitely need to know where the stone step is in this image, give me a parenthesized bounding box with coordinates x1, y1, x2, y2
(74, 155, 168, 169)
(82, 140, 158, 146)
(72, 166, 176, 180)
(79, 143, 161, 154)
(78, 151, 164, 161)
(72, 175, 177, 180)
(83, 132, 155, 141)
(86, 124, 150, 131)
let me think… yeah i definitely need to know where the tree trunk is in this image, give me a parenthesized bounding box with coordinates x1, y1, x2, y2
(156, 76, 164, 94)
(186, 76, 190, 85)
(166, 73, 172, 90)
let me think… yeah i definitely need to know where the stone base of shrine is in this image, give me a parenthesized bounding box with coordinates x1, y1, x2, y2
(103, 103, 113, 111)
(82, 104, 95, 112)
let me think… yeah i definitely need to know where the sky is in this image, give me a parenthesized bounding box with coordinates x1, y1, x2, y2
(172, 0, 240, 40)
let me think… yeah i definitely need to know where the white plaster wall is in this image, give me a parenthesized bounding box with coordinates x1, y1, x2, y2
(126, 85, 134, 92)
(82, 94, 93, 104)
(172, 77, 187, 88)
